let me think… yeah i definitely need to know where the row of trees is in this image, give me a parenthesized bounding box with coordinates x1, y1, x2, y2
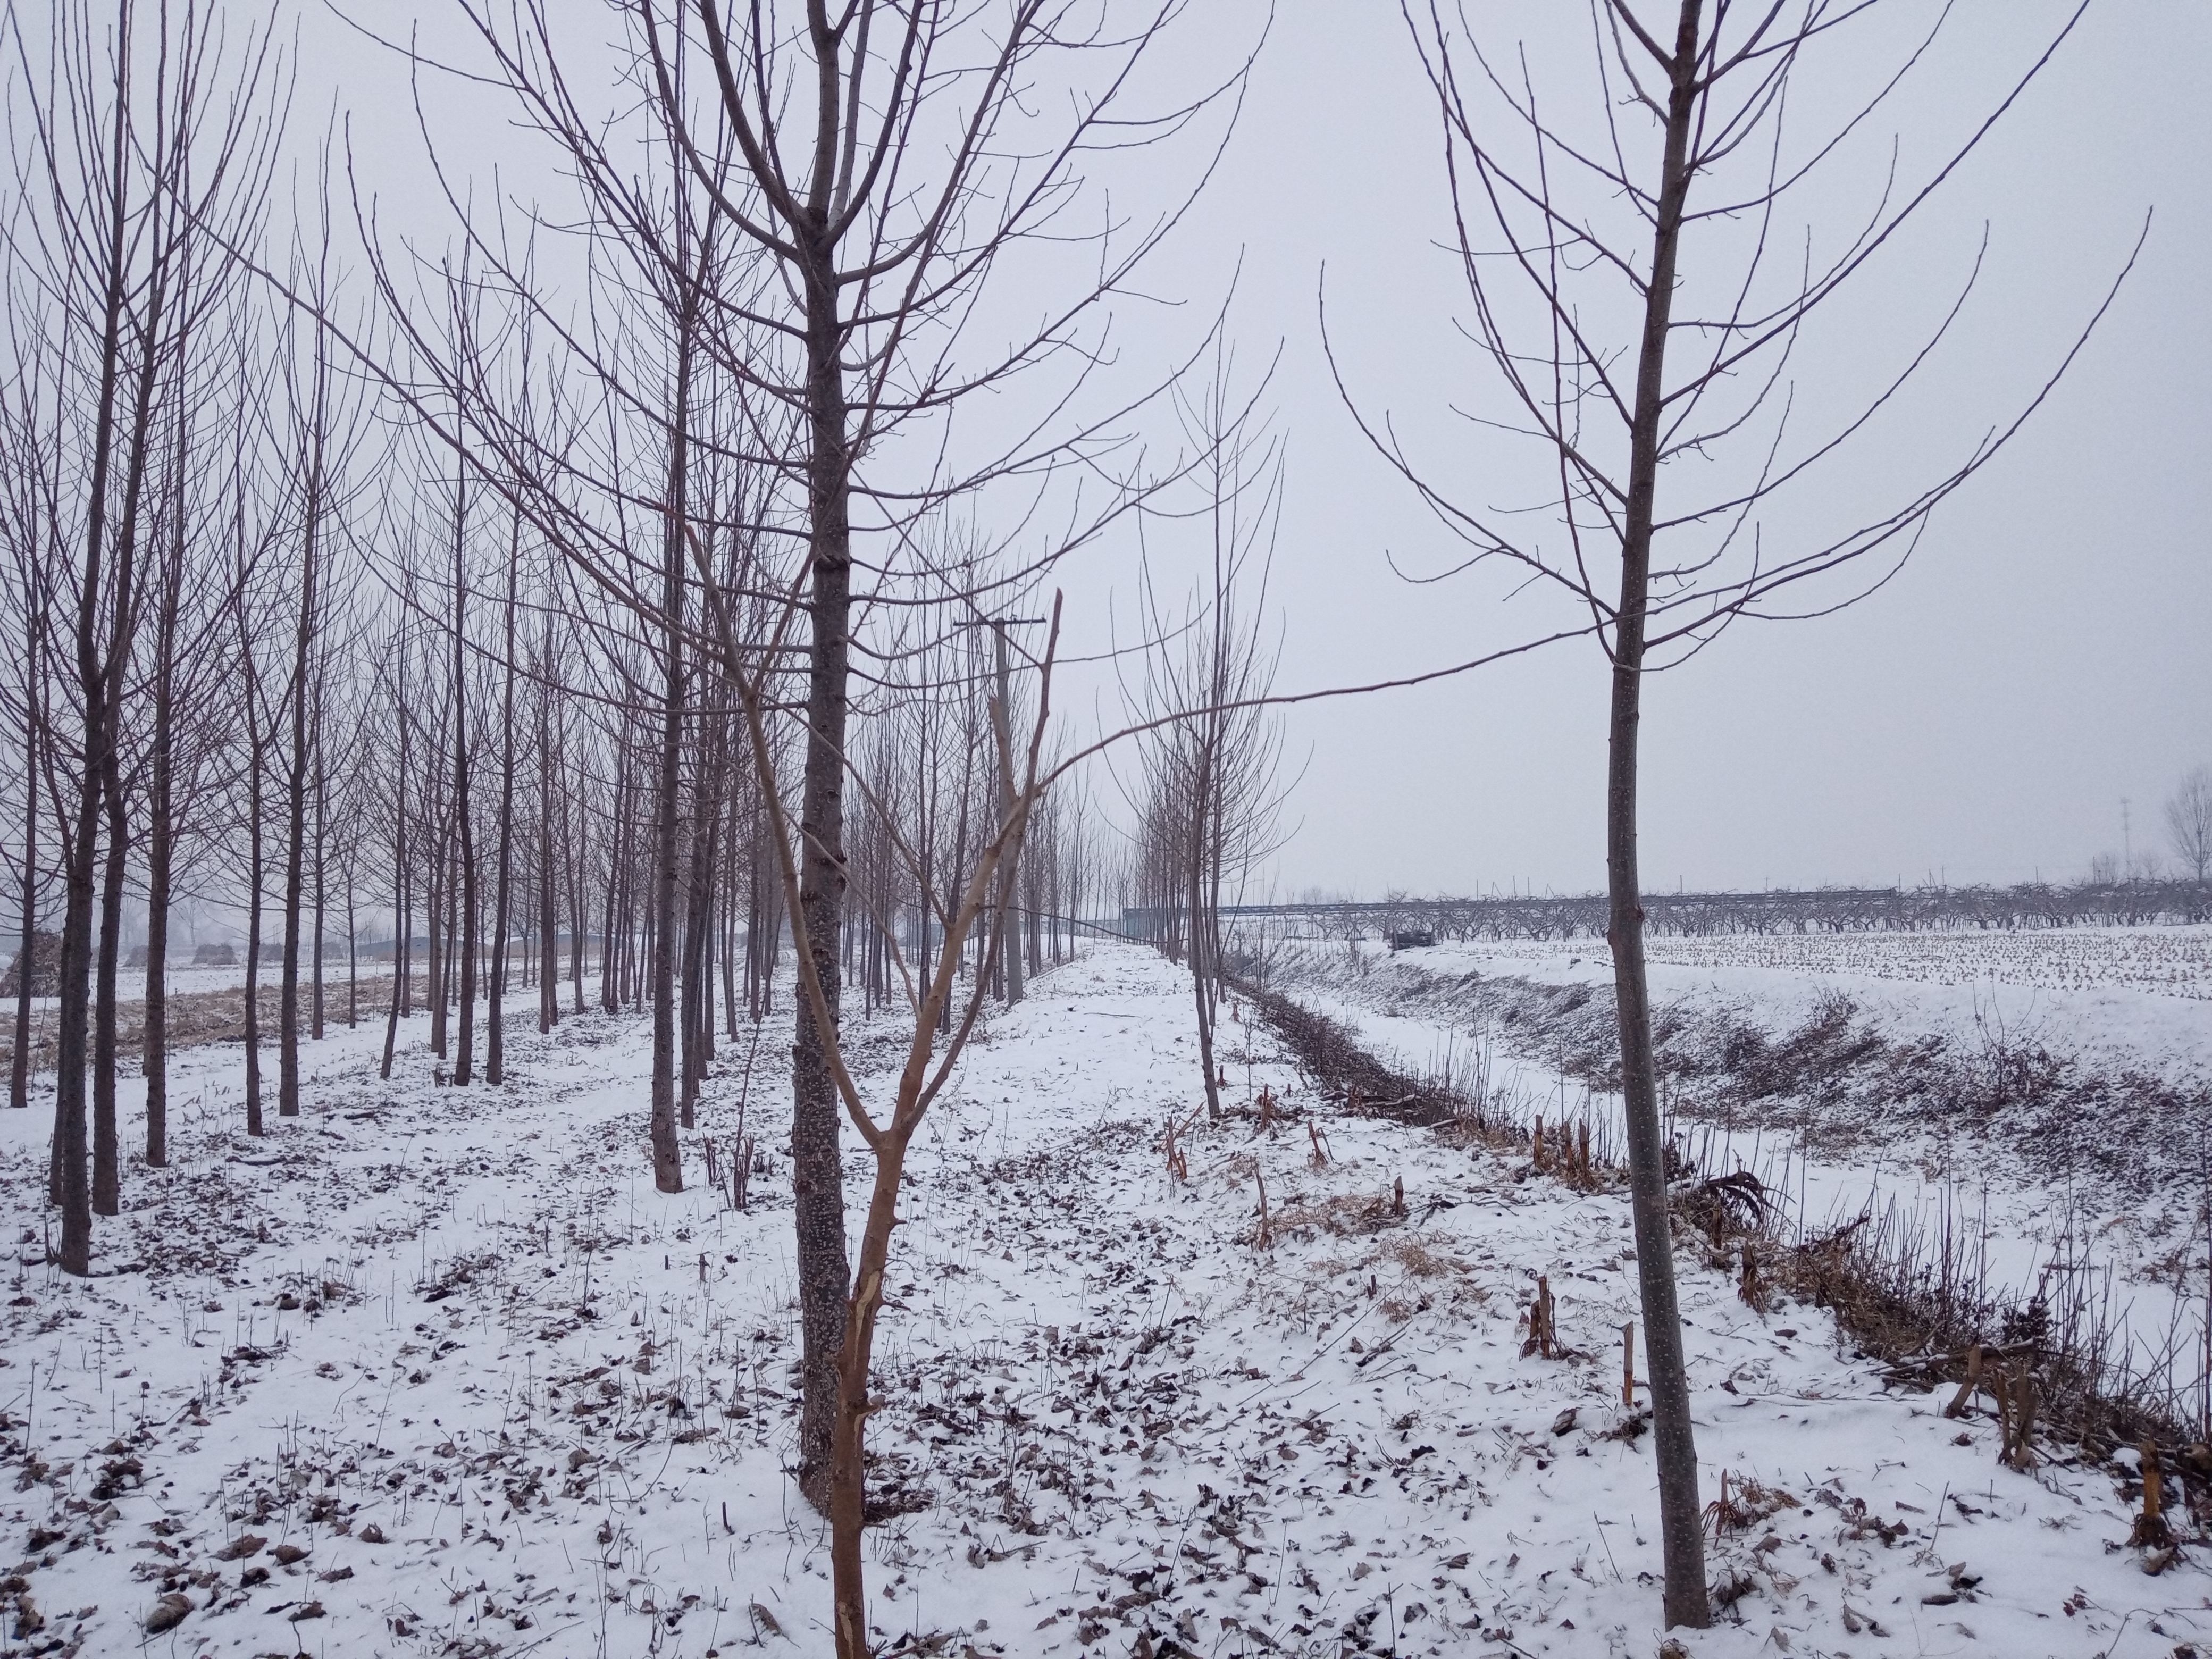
(1127, 874, 2212, 949)
(0, 0, 2139, 1641)
(0, 4, 1238, 1654)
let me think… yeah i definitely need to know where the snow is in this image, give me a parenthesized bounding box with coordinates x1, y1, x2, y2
(0, 943, 2200, 1657)
(1272, 932, 2212, 1436)
(1344, 928, 2212, 1086)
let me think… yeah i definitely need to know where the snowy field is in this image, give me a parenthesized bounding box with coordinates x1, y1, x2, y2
(1271, 927, 2212, 1429)
(1501, 926, 2212, 1002)
(1318, 927, 2212, 1082)
(0, 943, 2202, 1658)
(12, 963, 395, 1012)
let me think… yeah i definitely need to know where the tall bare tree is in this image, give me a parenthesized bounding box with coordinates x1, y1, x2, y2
(1363, 0, 2139, 1623)
(2166, 766, 2212, 885)
(1127, 355, 1289, 1118)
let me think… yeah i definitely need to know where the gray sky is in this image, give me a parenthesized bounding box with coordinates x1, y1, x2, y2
(323, 1, 2209, 898)
(1141, 1, 2209, 896)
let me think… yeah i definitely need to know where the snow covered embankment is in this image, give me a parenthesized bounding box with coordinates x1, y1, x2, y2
(1273, 934, 2212, 1399)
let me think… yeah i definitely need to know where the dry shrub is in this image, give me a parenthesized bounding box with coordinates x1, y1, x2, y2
(1675, 1169, 1771, 1244)
(1273, 1192, 1405, 1242)
(1382, 1240, 1455, 1279)
(1704, 1470, 1796, 1535)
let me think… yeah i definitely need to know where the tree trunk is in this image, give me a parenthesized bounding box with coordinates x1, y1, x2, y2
(143, 669, 172, 1164)
(52, 763, 98, 1268)
(380, 668, 410, 1082)
(10, 715, 36, 1112)
(50, 47, 143, 1272)
(452, 477, 477, 1088)
(278, 487, 317, 1118)
(538, 611, 559, 1034)
(91, 749, 127, 1217)
(243, 723, 265, 1140)
(681, 720, 725, 1129)
(1604, 3, 1710, 1630)
(489, 521, 520, 1085)
(830, 1126, 911, 1659)
(648, 636, 683, 1181)
(648, 315, 693, 1189)
(426, 804, 447, 1059)
(565, 776, 585, 1016)
(345, 859, 356, 1028)
(1188, 737, 1220, 1123)
(993, 626, 1024, 1008)
(792, 254, 856, 1512)
(312, 753, 327, 1042)
(599, 757, 624, 1013)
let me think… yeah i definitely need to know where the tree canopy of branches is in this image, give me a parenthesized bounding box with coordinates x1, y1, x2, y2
(1361, 0, 2140, 1625)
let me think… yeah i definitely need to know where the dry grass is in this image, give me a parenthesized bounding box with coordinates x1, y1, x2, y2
(1272, 1191, 1409, 1243)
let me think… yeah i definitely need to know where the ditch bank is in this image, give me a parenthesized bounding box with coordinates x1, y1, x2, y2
(1272, 945, 2212, 1222)
(1238, 973, 2212, 1526)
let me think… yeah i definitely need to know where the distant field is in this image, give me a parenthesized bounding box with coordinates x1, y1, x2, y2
(1424, 923, 2212, 1001)
(1, 973, 404, 1075)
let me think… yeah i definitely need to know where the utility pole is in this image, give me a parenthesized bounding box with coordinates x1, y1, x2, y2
(2122, 797, 2133, 881)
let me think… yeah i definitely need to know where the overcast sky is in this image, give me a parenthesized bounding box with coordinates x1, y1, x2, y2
(322, 1, 2209, 899)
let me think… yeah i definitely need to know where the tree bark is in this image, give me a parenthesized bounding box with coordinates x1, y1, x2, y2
(1604, 1, 1710, 1630)
(9, 700, 36, 1113)
(426, 799, 447, 1059)
(242, 671, 266, 1141)
(992, 627, 1025, 1009)
(312, 748, 327, 1041)
(792, 247, 855, 1512)
(1187, 736, 1220, 1124)
(681, 717, 725, 1129)
(648, 282, 696, 1189)
(648, 592, 685, 1183)
(91, 743, 127, 1217)
(142, 477, 185, 1163)
(565, 766, 586, 1016)
(451, 473, 477, 1088)
(380, 641, 412, 1082)
(488, 518, 520, 1085)
(537, 610, 559, 1034)
(278, 450, 320, 1118)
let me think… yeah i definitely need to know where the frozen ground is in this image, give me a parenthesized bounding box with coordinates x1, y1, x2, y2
(0, 943, 2202, 1658)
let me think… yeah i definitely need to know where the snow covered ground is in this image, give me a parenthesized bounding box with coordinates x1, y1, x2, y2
(12, 964, 396, 1012)
(0, 943, 2201, 1657)
(1310, 927, 2212, 1085)
(1268, 931, 2212, 1434)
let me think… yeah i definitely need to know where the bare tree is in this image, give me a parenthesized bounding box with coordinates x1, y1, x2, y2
(278, 0, 1251, 1509)
(0, 401, 56, 1116)
(277, 246, 343, 1120)
(2166, 766, 2212, 885)
(1126, 355, 1290, 1119)
(1361, 0, 2139, 1624)
(141, 325, 254, 1166)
